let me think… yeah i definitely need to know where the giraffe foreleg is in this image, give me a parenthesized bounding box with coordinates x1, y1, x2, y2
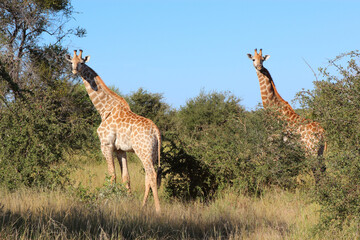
(101, 144, 116, 184)
(116, 150, 131, 192)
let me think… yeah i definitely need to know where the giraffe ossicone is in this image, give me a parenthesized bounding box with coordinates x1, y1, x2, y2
(247, 48, 326, 158)
(66, 50, 162, 213)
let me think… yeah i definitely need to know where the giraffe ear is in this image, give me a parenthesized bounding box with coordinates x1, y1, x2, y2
(84, 56, 90, 63)
(264, 55, 270, 61)
(247, 54, 253, 59)
(65, 54, 72, 62)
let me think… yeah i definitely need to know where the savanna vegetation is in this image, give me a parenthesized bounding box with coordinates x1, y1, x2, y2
(1, 0, 360, 239)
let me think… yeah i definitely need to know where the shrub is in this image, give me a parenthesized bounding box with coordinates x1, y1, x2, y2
(0, 53, 99, 190)
(162, 91, 307, 200)
(0, 100, 70, 190)
(296, 51, 360, 229)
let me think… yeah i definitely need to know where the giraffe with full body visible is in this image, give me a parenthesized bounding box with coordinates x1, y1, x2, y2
(66, 50, 162, 212)
(247, 49, 326, 159)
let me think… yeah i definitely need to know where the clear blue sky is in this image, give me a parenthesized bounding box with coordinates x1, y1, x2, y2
(65, 0, 360, 110)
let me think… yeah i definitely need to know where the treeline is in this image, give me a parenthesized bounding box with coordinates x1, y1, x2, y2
(1, 0, 360, 232)
(122, 88, 304, 199)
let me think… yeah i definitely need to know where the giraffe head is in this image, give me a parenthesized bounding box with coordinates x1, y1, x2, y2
(65, 50, 90, 74)
(247, 48, 270, 71)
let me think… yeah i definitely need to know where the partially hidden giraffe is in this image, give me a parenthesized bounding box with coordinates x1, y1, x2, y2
(247, 48, 326, 157)
(66, 50, 161, 212)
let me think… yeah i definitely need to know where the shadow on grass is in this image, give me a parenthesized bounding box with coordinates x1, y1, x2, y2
(0, 202, 290, 239)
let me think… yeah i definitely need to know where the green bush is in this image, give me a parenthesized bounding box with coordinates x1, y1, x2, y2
(70, 175, 128, 206)
(239, 108, 307, 193)
(161, 91, 307, 200)
(316, 150, 360, 229)
(0, 46, 99, 190)
(161, 133, 216, 200)
(297, 51, 360, 229)
(0, 100, 69, 190)
(125, 88, 175, 133)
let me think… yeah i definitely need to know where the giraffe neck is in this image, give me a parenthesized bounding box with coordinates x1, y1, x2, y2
(256, 67, 301, 124)
(79, 64, 130, 119)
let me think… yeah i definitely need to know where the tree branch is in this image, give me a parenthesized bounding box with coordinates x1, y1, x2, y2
(0, 59, 25, 100)
(302, 58, 318, 82)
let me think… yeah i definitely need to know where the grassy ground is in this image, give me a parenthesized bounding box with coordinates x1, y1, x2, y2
(0, 157, 355, 239)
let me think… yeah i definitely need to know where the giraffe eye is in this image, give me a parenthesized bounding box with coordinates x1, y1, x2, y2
(252, 59, 255, 61)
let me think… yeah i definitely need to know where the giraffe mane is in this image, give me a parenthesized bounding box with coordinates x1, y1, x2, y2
(94, 75, 131, 110)
(263, 67, 296, 113)
(81, 64, 131, 110)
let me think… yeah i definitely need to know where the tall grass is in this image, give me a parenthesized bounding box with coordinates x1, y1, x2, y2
(0, 156, 354, 239)
(0, 188, 315, 239)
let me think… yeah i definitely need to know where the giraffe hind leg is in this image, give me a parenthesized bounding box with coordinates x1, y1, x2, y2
(150, 177, 161, 213)
(142, 171, 161, 213)
(137, 149, 161, 213)
(135, 140, 161, 213)
(115, 150, 131, 192)
(142, 174, 151, 207)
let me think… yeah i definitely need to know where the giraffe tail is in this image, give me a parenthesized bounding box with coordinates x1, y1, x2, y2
(156, 129, 162, 188)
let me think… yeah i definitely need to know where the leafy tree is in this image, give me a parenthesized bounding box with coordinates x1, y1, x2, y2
(162, 91, 306, 200)
(0, 97, 69, 189)
(243, 108, 307, 192)
(0, 1, 98, 190)
(177, 90, 242, 136)
(0, 45, 99, 189)
(125, 87, 175, 133)
(296, 51, 360, 229)
(0, 0, 85, 100)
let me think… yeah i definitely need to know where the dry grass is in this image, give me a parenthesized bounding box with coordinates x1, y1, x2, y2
(69, 154, 152, 200)
(0, 187, 318, 239)
(0, 157, 351, 239)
